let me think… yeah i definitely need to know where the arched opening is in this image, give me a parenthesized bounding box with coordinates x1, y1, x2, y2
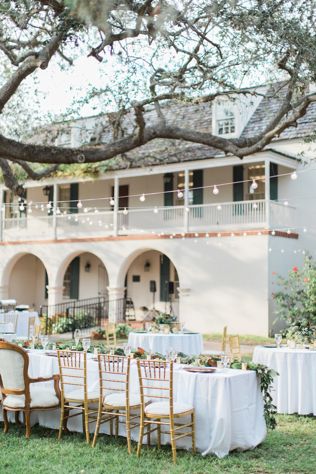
(8, 254, 48, 310)
(124, 250, 180, 320)
(62, 252, 109, 302)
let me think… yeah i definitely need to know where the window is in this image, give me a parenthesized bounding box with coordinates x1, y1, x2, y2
(59, 185, 71, 213)
(217, 109, 235, 135)
(176, 172, 194, 205)
(246, 164, 265, 200)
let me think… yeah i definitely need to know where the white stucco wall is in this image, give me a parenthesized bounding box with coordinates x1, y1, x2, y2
(8, 254, 46, 308)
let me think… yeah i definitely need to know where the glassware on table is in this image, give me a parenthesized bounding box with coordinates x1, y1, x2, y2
(274, 333, 282, 348)
(41, 336, 49, 350)
(169, 348, 178, 362)
(220, 355, 230, 369)
(74, 328, 81, 347)
(82, 338, 91, 352)
(125, 345, 132, 356)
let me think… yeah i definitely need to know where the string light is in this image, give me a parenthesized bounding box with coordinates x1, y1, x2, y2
(251, 179, 258, 190)
(177, 190, 184, 199)
(291, 171, 298, 180)
(123, 207, 128, 215)
(153, 207, 158, 214)
(212, 185, 219, 195)
(77, 201, 83, 209)
(139, 194, 146, 202)
(110, 197, 115, 206)
(217, 205, 222, 211)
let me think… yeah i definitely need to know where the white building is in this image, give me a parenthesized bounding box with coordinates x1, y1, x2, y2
(1, 84, 316, 336)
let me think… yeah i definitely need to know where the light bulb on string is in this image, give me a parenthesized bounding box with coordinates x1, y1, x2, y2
(123, 207, 128, 215)
(212, 185, 219, 195)
(153, 207, 158, 214)
(77, 201, 83, 209)
(46, 201, 52, 209)
(253, 203, 258, 209)
(19, 204, 25, 211)
(284, 201, 288, 206)
(251, 179, 258, 190)
(84, 207, 89, 213)
(110, 197, 115, 206)
(291, 171, 298, 180)
(271, 230, 276, 236)
(177, 190, 184, 199)
(139, 194, 146, 202)
(217, 205, 222, 211)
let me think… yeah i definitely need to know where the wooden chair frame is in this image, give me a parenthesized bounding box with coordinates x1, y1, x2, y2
(92, 355, 141, 454)
(106, 323, 117, 348)
(229, 335, 241, 360)
(57, 350, 99, 444)
(0, 341, 60, 438)
(137, 359, 195, 463)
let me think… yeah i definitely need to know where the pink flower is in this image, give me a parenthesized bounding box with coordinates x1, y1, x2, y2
(292, 266, 299, 273)
(304, 277, 309, 282)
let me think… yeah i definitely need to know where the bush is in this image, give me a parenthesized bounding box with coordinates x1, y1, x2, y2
(116, 323, 132, 338)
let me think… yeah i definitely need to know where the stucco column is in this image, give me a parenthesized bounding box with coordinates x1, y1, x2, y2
(47, 286, 64, 316)
(107, 287, 126, 323)
(177, 287, 191, 327)
(0, 285, 9, 300)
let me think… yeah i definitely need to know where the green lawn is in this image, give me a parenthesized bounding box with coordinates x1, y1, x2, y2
(203, 333, 275, 346)
(0, 415, 315, 474)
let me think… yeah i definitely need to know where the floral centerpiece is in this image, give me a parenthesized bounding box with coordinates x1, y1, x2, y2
(273, 256, 316, 344)
(153, 312, 177, 332)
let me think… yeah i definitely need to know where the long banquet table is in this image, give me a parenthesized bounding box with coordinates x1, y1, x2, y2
(253, 346, 316, 415)
(127, 331, 203, 356)
(0, 350, 267, 458)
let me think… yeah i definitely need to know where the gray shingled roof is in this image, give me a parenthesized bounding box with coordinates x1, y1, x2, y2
(34, 84, 316, 172)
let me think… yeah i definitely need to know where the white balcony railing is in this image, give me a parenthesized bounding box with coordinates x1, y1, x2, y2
(0, 200, 296, 242)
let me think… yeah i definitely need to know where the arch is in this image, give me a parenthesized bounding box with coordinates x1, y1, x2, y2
(55, 249, 110, 301)
(116, 246, 182, 289)
(5, 252, 50, 309)
(54, 248, 111, 288)
(1, 251, 50, 288)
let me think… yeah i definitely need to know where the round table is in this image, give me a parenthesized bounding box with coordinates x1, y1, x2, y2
(253, 346, 316, 415)
(0, 350, 266, 458)
(127, 332, 203, 355)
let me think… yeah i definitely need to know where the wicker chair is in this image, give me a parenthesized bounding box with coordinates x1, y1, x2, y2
(0, 341, 60, 438)
(137, 359, 195, 463)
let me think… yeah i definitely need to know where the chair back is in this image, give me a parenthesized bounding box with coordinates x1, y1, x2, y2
(57, 350, 87, 400)
(137, 359, 174, 412)
(0, 312, 18, 334)
(106, 323, 117, 347)
(229, 335, 241, 360)
(0, 341, 29, 401)
(221, 326, 228, 352)
(97, 354, 130, 404)
(28, 317, 36, 339)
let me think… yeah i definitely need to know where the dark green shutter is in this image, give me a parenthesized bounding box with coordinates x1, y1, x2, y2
(70, 183, 79, 213)
(70, 256, 80, 300)
(20, 189, 27, 217)
(270, 163, 278, 201)
(3, 190, 7, 218)
(233, 165, 244, 201)
(164, 173, 174, 207)
(44, 271, 48, 299)
(48, 186, 54, 215)
(193, 169, 203, 205)
(160, 255, 170, 302)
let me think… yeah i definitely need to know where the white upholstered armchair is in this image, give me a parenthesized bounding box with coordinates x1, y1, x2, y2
(0, 341, 60, 438)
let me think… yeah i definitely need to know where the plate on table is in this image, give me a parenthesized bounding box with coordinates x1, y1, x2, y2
(183, 367, 216, 374)
(45, 351, 58, 357)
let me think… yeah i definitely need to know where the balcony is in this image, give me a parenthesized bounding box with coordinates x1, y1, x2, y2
(0, 199, 296, 242)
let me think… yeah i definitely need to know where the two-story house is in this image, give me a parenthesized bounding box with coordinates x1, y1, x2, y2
(1, 84, 315, 336)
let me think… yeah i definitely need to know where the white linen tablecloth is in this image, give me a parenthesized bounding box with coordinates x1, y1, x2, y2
(0, 310, 39, 340)
(128, 332, 203, 356)
(0, 351, 266, 458)
(253, 346, 316, 415)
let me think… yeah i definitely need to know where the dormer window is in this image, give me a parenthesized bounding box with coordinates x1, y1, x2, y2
(217, 109, 235, 135)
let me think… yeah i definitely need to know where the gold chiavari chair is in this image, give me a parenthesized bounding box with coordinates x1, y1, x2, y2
(106, 323, 117, 347)
(92, 355, 141, 453)
(137, 359, 195, 463)
(229, 335, 241, 361)
(28, 317, 36, 339)
(221, 326, 228, 352)
(57, 350, 99, 443)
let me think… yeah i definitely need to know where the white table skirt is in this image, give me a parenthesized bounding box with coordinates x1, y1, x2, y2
(128, 332, 203, 356)
(0, 351, 266, 458)
(253, 346, 316, 415)
(0, 311, 39, 340)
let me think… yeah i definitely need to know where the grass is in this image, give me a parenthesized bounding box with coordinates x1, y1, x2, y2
(0, 415, 315, 474)
(203, 333, 275, 346)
